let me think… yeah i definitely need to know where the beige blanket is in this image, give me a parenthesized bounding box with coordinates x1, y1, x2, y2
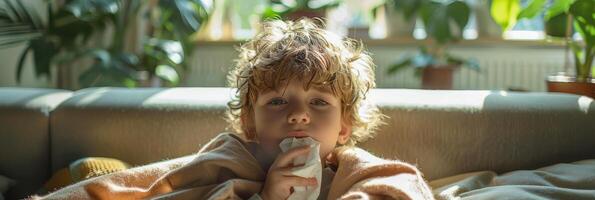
(36, 133, 434, 199)
(431, 159, 595, 199)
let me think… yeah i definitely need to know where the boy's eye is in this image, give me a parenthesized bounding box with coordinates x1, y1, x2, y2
(311, 98, 329, 106)
(268, 98, 287, 106)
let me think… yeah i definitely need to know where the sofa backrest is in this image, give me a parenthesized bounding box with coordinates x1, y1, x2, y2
(50, 88, 230, 173)
(360, 89, 595, 180)
(50, 87, 595, 181)
(0, 88, 72, 199)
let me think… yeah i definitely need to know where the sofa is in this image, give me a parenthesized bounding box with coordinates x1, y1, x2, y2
(1, 87, 594, 199)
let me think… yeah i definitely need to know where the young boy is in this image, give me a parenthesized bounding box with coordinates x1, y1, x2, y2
(227, 18, 389, 199)
(35, 19, 433, 200)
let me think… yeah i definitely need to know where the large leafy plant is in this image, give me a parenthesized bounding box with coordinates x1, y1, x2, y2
(491, 0, 594, 81)
(261, 0, 341, 20)
(0, 0, 209, 88)
(387, 0, 479, 77)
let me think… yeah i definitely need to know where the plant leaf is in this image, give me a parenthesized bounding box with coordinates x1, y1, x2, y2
(412, 51, 435, 67)
(387, 57, 412, 74)
(544, 13, 570, 37)
(447, 1, 470, 40)
(391, 0, 423, 21)
(569, 0, 594, 48)
(159, 0, 208, 38)
(85, 49, 111, 69)
(491, 0, 521, 31)
(421, 1, 451, 43)
(465, 58, 480, 72)
(155, 64, 180, 85)
(144, 38, 184, 66)
(15, 43, 32, 83)
(0, 0, 46, 47)
(517, 0, 546, 20)
(420, 1, 470, 44)
(545, 0, 574, 21)
(64, 0, 119, 21)
(30, 38, 56, 78)
(122, 78, 137, 88)
(446, 54, 464, 66)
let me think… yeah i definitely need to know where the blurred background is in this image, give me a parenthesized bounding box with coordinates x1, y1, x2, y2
(0, 0, 593, 95)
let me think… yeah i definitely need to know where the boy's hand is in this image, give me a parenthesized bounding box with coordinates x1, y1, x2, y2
(259, 145, 318, 200)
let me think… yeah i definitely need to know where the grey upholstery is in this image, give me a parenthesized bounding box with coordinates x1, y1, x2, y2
(360, 89, 595, 180)
(0, 88, 72, 199)
(50, 87, 233, 172)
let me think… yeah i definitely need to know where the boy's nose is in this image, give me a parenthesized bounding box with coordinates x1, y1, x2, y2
(288, 106, 310, 124)
(288, 114, 310, 124)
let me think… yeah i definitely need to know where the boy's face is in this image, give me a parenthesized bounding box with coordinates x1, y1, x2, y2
(251, 79, 351, 162)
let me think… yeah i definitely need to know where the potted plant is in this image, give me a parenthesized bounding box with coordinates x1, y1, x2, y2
(498, 0, 594, 97)
(545, 0, 594, 98)
(386, 0, 479, 90)
(0, 0, 210, 89)
(260, 0, 341, 22)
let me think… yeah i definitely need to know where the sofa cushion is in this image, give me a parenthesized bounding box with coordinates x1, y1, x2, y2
(50, 87, 232, 173)
(0, 88, 72, 199)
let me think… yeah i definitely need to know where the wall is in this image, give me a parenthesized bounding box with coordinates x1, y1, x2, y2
(1, 40, 567, 91)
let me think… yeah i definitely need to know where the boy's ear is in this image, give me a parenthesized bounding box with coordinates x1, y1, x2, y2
(337, 123, 352, 145)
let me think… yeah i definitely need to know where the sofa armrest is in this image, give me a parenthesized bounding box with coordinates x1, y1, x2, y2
(0, 88, 72, 199)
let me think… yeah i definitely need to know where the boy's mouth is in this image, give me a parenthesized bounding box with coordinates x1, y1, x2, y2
(287, 130, 308, 138)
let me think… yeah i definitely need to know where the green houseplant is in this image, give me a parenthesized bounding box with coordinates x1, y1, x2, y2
(260, 0, 341, 21)
(386, 0, 479, 89)
(492, 0, 594, 97)
(0, 0, 209, 89)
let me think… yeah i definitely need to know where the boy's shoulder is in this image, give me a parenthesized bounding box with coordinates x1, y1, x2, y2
(212, 132, 245, 142)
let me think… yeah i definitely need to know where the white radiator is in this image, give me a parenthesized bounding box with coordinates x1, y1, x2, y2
(186, 43, 566, 92)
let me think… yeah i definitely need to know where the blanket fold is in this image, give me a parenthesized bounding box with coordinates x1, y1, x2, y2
(37, 133, 433, 200)
(430, 159, 595, 200)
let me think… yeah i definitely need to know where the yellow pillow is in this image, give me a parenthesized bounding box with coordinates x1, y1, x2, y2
(44, 157, 130, 192)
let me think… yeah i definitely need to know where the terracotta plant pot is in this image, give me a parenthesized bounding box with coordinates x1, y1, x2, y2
(546, 74, 595, 98)
(422, 66, 456, 90)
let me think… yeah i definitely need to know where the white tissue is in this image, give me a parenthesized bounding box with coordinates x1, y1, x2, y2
(279, 137, 322, 200)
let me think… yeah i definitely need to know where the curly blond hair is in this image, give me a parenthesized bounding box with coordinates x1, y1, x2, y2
(226, 19, 384, 146)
